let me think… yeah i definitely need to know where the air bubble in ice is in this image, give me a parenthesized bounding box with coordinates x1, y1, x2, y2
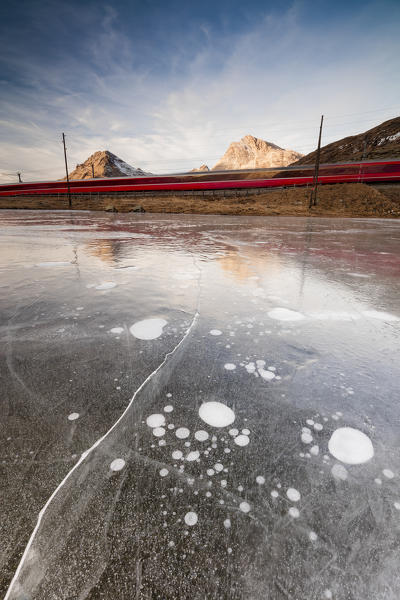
(146, 414, 166, 428)
(328, 427, 374, 464)
(199, 402, 235, 428)
(383, 469, 394, 479)
(331, 464, 348, 480)
(110, 458, 125, 471)
(195, 430, 209, 442)
(130, 318, 167, 340)
(153, 427, 166, 437)
(224, 363, 236, 371)
(68, 413, 79, 421)
(176, 427, 190, 439)
(184, 511, 198, 526)
(186, 451, 200, 462)
(310, 445, 319, 456)
(96, 282, 117, 290)
(301, 432, 313, 444)
(286, 488, 300, 502)
(234, 434, 249, 447)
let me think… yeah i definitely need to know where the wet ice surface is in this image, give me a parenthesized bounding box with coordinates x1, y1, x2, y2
(0, 211, 400, 600)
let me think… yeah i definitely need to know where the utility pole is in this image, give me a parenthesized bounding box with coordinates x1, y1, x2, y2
(62, 132, 72, 208)
(362, 139, 368, 161)
(358, 139, 368, 183)
(17, 172, 22, 183)
(309, 115, 324, 208)
(91, 161, 95, 178)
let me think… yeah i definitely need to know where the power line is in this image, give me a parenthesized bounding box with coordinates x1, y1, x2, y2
(1, 108, 398, 181)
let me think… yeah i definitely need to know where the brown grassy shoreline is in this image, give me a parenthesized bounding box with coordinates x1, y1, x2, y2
(1, 183, 400, 218)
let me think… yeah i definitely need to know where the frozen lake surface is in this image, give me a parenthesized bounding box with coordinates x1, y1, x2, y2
(0, 210, 400, 599)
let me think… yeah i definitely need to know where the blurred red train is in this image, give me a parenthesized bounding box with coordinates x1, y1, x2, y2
(1, 160, 399, 196)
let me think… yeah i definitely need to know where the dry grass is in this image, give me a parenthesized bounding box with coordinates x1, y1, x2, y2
(1, 183, 400, 218)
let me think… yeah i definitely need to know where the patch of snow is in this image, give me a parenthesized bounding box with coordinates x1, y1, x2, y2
(362, 310, 399, 322)
(268, 307, 304, 321)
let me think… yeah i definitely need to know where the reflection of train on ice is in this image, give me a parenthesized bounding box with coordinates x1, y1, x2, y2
(1, 160, 400, 197)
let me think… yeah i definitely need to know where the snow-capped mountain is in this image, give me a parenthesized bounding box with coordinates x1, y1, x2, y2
(67, 150, 151, 179)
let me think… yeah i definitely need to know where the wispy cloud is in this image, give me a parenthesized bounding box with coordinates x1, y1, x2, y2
(0, 0, 399, 182)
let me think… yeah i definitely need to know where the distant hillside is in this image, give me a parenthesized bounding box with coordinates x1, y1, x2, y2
(67, 150, 151, 179)
(292, 116, 400, 165)
(212, 135, 302, 170)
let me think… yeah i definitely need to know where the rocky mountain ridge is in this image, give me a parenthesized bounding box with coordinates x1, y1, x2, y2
(292, 116, 400, 165)
(191, 165, 210, 172)
(209, 135, 302, 171)
(67, 150, 150, 180)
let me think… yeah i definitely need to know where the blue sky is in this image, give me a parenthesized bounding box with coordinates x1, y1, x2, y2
(0, 0, 399, 180)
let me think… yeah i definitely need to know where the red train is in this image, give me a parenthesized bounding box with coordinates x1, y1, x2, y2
(1, 160, 399, 197)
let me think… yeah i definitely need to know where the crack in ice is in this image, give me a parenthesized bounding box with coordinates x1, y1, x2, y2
(4, 308, 200, 599)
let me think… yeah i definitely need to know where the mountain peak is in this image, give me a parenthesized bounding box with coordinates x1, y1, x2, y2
(68, 150, 151, 179)
(191, 164, 210, 172)
(240, 134, 281, 151)
(212, 135, 302, 170)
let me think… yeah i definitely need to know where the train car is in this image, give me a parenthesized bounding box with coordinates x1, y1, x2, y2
(1, 160, 399, 197)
